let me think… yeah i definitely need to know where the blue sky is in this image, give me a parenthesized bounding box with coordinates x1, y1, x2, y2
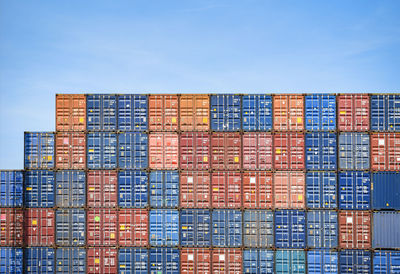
(1, 0, 400, 168)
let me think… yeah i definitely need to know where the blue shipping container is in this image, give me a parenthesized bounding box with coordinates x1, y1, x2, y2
(371, 95, 400, 131)
(55, 209, 86, 246)
(305, 132, 337, 170)
(243, 249, 274, 274)
(24, 132, 54, 169)
(339, 172, 371, 210)
(306, 172, 337, 209)
(0, 247, 23, 274)
(87, 132, 117, 169)
(339, 250, 371, 274)
(119, 248, 148, 274)
(338, 133, 370, 170)
(25, 170, 54, 208)
(242, 95, 272, 131)
(0, 170, 23, 207)
(149, 248, 179, 274)
(243, 210, 274, 248)
(307, 210, 338, 248)
(55, 171, 86, 207)
(373, 212, 400, 249)
(275, 210, 306, 249)
(373, 251, 400, 274)
(87, 94, 117, 130)
(149, 210, 179, 246)
(56, 248, 86, 274)
(305, 94, 336, 131)
(118, 170, 148, 208)
(150, 171, 179, 208)
(307, 250, 338, 274)
(118, 94, 148, 131)
(25, 247, 55, 273)
(276, 250, 306, 274)
(118, 133, 148, 169)
(210, 95, 241, 131)
(212, 209, 242, 247)
(372, 172, 400, 210)
(180, 209, 211, 247)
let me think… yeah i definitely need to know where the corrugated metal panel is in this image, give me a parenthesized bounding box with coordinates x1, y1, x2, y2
(118, 171, 148, 208)
(55, 209, 85, 246)
(149, 95, 179, 131)
(274, 172, 305, 209)
(307, 210, 338, 248)
(243, 133, 273, 170)
(56, 248, 86, 274)
(211, 132, 241, 170)
(306, 172, 337, 209)
(337, 94, 370, 131)
(338, 133, 370, 170)
(180, 95, 210, 131)
(338, 172, 371, 210)
(307, 250, 338, 274)
(210, 95, 241, 131)
(243, 210, 273, 248)
(305, 132, 337, 170)
(55, 171, 86, 207)
(180, 248, 211, 273)
(117, 94, 148, 131)
(56, 94, 86, 131)
(273, 94, 304, 131)
(149, 209, 179, 246)
(0, 247, 23, 274)
(371, 133, 400, 170)
(87, 209, 118, 246)
(150, 171, 179, 208)
(0, 208, 23, 246)
(87, 170, 118, 208)
(242, 95, 273, 131)
(25, 170, 54, 208)
(149, 248, 180, 274)
(149, 133, 179, 169)
(275, 249, 306, 274)
(305, 94, 336, 131)
(180, 132, 210, 170)
(87, 248, 118, 273)
(212, 210, 242, 247)
(25, 247, 54, 273)
(243, 249, 274, 274)
(118, 132, 148, 169)
(211, 248, 242, 273)
(339, 250, 371, 274)
(373, 212, 400, 248)
(339, 211, 371, 249)
(87, 132, 117, 169)
(118, 209, 148, 247)
(55, 132, 86, 169)
(24, 132, 54, 169)
(180, 171, 210, 208)
(118, 248, 148, 274)
(243, 171, 273, 209)
(180, 209, 211, 247)
(0, 170, 23, 207)
(211, 172, 241, 208)
(24, 208, 55, 246)
(274, 133, 305, 170)
(371, 94, 400, 131)
(373, 250, 400, 274)
(275, 210, 306, 248)
(87, 94, 117, 130)
(372, 172, 400, 210)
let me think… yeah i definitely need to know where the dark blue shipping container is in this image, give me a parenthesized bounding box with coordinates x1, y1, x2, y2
(212, 209, 242, 247)
(118, 133, 148, 169)
(87, 132, 117, 169)
(180, 209, 211, 247)
(307, 210, 338, 248)
(25, 247, 55, 273)
(55, 171, 86, 207)
(0, 170, 23, 207)
(149, 171, 179, 208)
(372, 172, 400, 210)
(242, 95, 272, 131)
(119, 248, 148, 274)
(118, 170, 148, 208)
(338, 133, 370, 170)
(55, 209, 86, 246)
(25, 170, 54, 208)
(339, 250, 371, 274)
(210, 95, 241, 131)
(24, 132, 54, 169)
(87, 94, 117, 130)
(305, 132, 337, 170)
(373, 212, 400, 249)
(118, 94, 148, 131)
(373, 251, 400, 274)
(338, 172, 371, 210)
(371, 95, 400, 131)
(305, 94, 336, 131)
(243, 210, 274, 248)
(307, 250, 338, 274)
(149, 210, 179, 246)
(276, 249, 306, 274)
(149, 248, 179, 274)
(306, 172, 337, 209)
(275, 210, 306, 249)
(0, 247, 23, 274)
(243, 249, 274, 274)
(56, 248, 86, 273)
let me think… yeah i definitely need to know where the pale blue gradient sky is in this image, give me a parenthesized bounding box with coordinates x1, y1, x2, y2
(1, 1, 399, 168)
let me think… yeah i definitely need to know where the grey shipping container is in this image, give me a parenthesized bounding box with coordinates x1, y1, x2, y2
(243, 249, 274, 274)
(180, 209, 211, 247)
(338, 133, 370, 170)
(212, 209, 242, 247)
(55, 209, 86, 246)
(373, 212, 400, 249)
(243, 210, 274, 248)
(307, 250, 338, 274)
(339, 250, 371, 274)
(275, 249, 306, 274)
(56, 248, 86, 273)
(372, 172, 400, 210)
(55, 171, 86, 207)
(307, 210, 338, 248)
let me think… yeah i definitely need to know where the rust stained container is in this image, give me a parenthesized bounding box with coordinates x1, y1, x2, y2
(339, 211, 371, 249)
(149, 95, 179, 131)
(371, 133, 400, 170)
(242, 133, 273, 170)
(55, 132, 86, 169)
(180, 95, 210, 131)
(24, 208, 55, 246)
(87, 209, 118, 246)
(180, 171, 211, 208)
(273, 94, 304, 131)
(211, 172, 241, 208)
(118, 209, 148, 247)
(87, 248, 118, 274)
(180, 132, 210, 170)
(337, 94, 370, 131)
(211, 133, 241, 170)
(274, 133, 305, 170)
(181, 248, 211, 274)
(212, 248, 242, 274)
(56, 94, 86, 131)
(274, 172, 305, 209)
(0, 208, 23, 246)
(87, 171, 118, 208)
(243, 171, 273, 209)
(149, 133, 179, 169)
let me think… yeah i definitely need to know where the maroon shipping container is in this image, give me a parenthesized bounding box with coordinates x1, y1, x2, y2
(274, 133, 305, 170)
(180, 132, 210, 170)
(243, 172, 273, 209)
(242, 133, 273, 170)
(149, 95, 179, 131)
(180, 95, 210, 131)
(0, 208, 23, 246)
(87, 248, 118, 274)
(87, 171, 118, 208)
(55, 132, 86, 169)
(211, 172, 241, 208)
(180, 171, 211, 208)
(371, 133, 400, 171)
(87, 209, 118, 246)
(118, 209, 148, 247)
(274, 172, 305, 209)
(149, 133, 179, 169)
(56, 94, 86, 131)
(24, 208, 54, 246)
(181, 248, 211, 274)
(337, 94, 370, 131)
(211, 133, 241, 170)
(212, 248, 242, 274)
(273, 95, 304, 131)
(339, 211, 371, 249)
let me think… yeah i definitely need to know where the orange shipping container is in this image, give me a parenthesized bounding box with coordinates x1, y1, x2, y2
(273, 95, 304, 131)
(211, 133, 241, 170)
(211, 172, 241, 208)
(339, 211, 371, 249)
(181, 248, 211, 274)
(56, 94, 86, 131)
(55, 132, 86, 169)
(371, 133, 400, 171)
(180, 171, 211, 208)
(180, 95, 210, 131)
(337, 94, 370, 131)
(242, 133, 273, 170)
(243, 171, 273, 209)
(274, 133, 305, 170)
(149, 133, 179, 169)
(149, 95, 179, 131)
(274, 172, 305, 209)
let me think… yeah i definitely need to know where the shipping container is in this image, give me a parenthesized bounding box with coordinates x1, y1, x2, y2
(211, 171, 241, 208)
(274, 172, 305, 209)
(275, 249, 306, 274)
(118, 209, 148, 247)
(119, 248, 148, 274)
(373, 250, 400, 274)
(273, 94, 304, 131)
(305, 94, 336, 131)
(211, 248, 242, 274)
(118, 132, 148, 169)
(243, 210, 274, 248)
(339, 250, 371, 274)
(0, 170, 23, 207)
(180, 132, 210, 170)
(0, 247, 23, 274)
(180, 248, 211, 274)
(25, 170, 54, 208)
(338, 172, 371, 210)
(87, 94, 117, 131)
(150, 171, 179, 208)
(243, 171, 273, 209)
(242, 95, 273, 131)
(149, 209, 179, 246)
(149, 133, 179, 169)
(117, 94, 148, 131)
(337, 94, 370, 131)
(87, 132, 117, 169)
(25, 247, 54, 273)
(371, 94, 400, 131)
(274, 133, 305, 170)
(180, 171, 211, 208)
(87, 170, 118, 208)
(210, 95, 241, 131)
(56, 94, 86, 131)
(243, 249, 274, 274)
(149, 248, 180, 274)
(338, 211, 371, 249)
(305, 132, 337, 170)
(338, 133, 370, 170)
(87, 248, 118, 274)
(55, 132, 86, 169)
(275, 210, 306, 248)
(0, 208, 23, 246)
(307, 250, 338, 274)
(149, 95, 179, 131)
(211, 132, 241, 170)
(24, 208, 55, 246)
(180, 95, 210, 131)
(307, 210, 338, 248)
(371, 133, 400, 170)
(372, 172, 400, 210)
(242, 133, 273, 170)
(306, 172, 337, 209)
(373, 212, 400, 249)
(24, 132, 54, 169)
(55, 170, 85, 207)
(87, 209, 118, 246)
(56, 248, 86, 274)
(55, 209, 85, 246)
(118, 170, 148, 208)
(212, 210, 242, 247)
(180, 209, 211, 247)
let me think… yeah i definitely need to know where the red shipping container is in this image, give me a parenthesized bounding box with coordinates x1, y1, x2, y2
(181, 248, 211, 274)
(180, 132, 210, 170)
(211, 133, 241, 170)
(180, 95, 210, 131)
(211, 172, 241, 208)
(87, 171, 118, 208)
(274, 133, 305, 170)
(242, 133, 273, 170)
(243, 172, 273, 209)
(0, 208, 23, 246)
(274, 172, 305, 209)
(24, 208, 54, 246)
(118, 209, 148, 247)
(212, 248, 242, 274)
(337, 94, 370, 131)
(55, 132, 86, 169)
(180, 171, 211, 208)
(149, 95, 179, 131)
(56, 94, 86, 131)
(149, 133, 179, 169)
(339, 211, 371, 249)
(87, 209, 118, 246)
(371, 133, 400, 171)
(273, 95, 304, 131)
(87, 248, 118, 274)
